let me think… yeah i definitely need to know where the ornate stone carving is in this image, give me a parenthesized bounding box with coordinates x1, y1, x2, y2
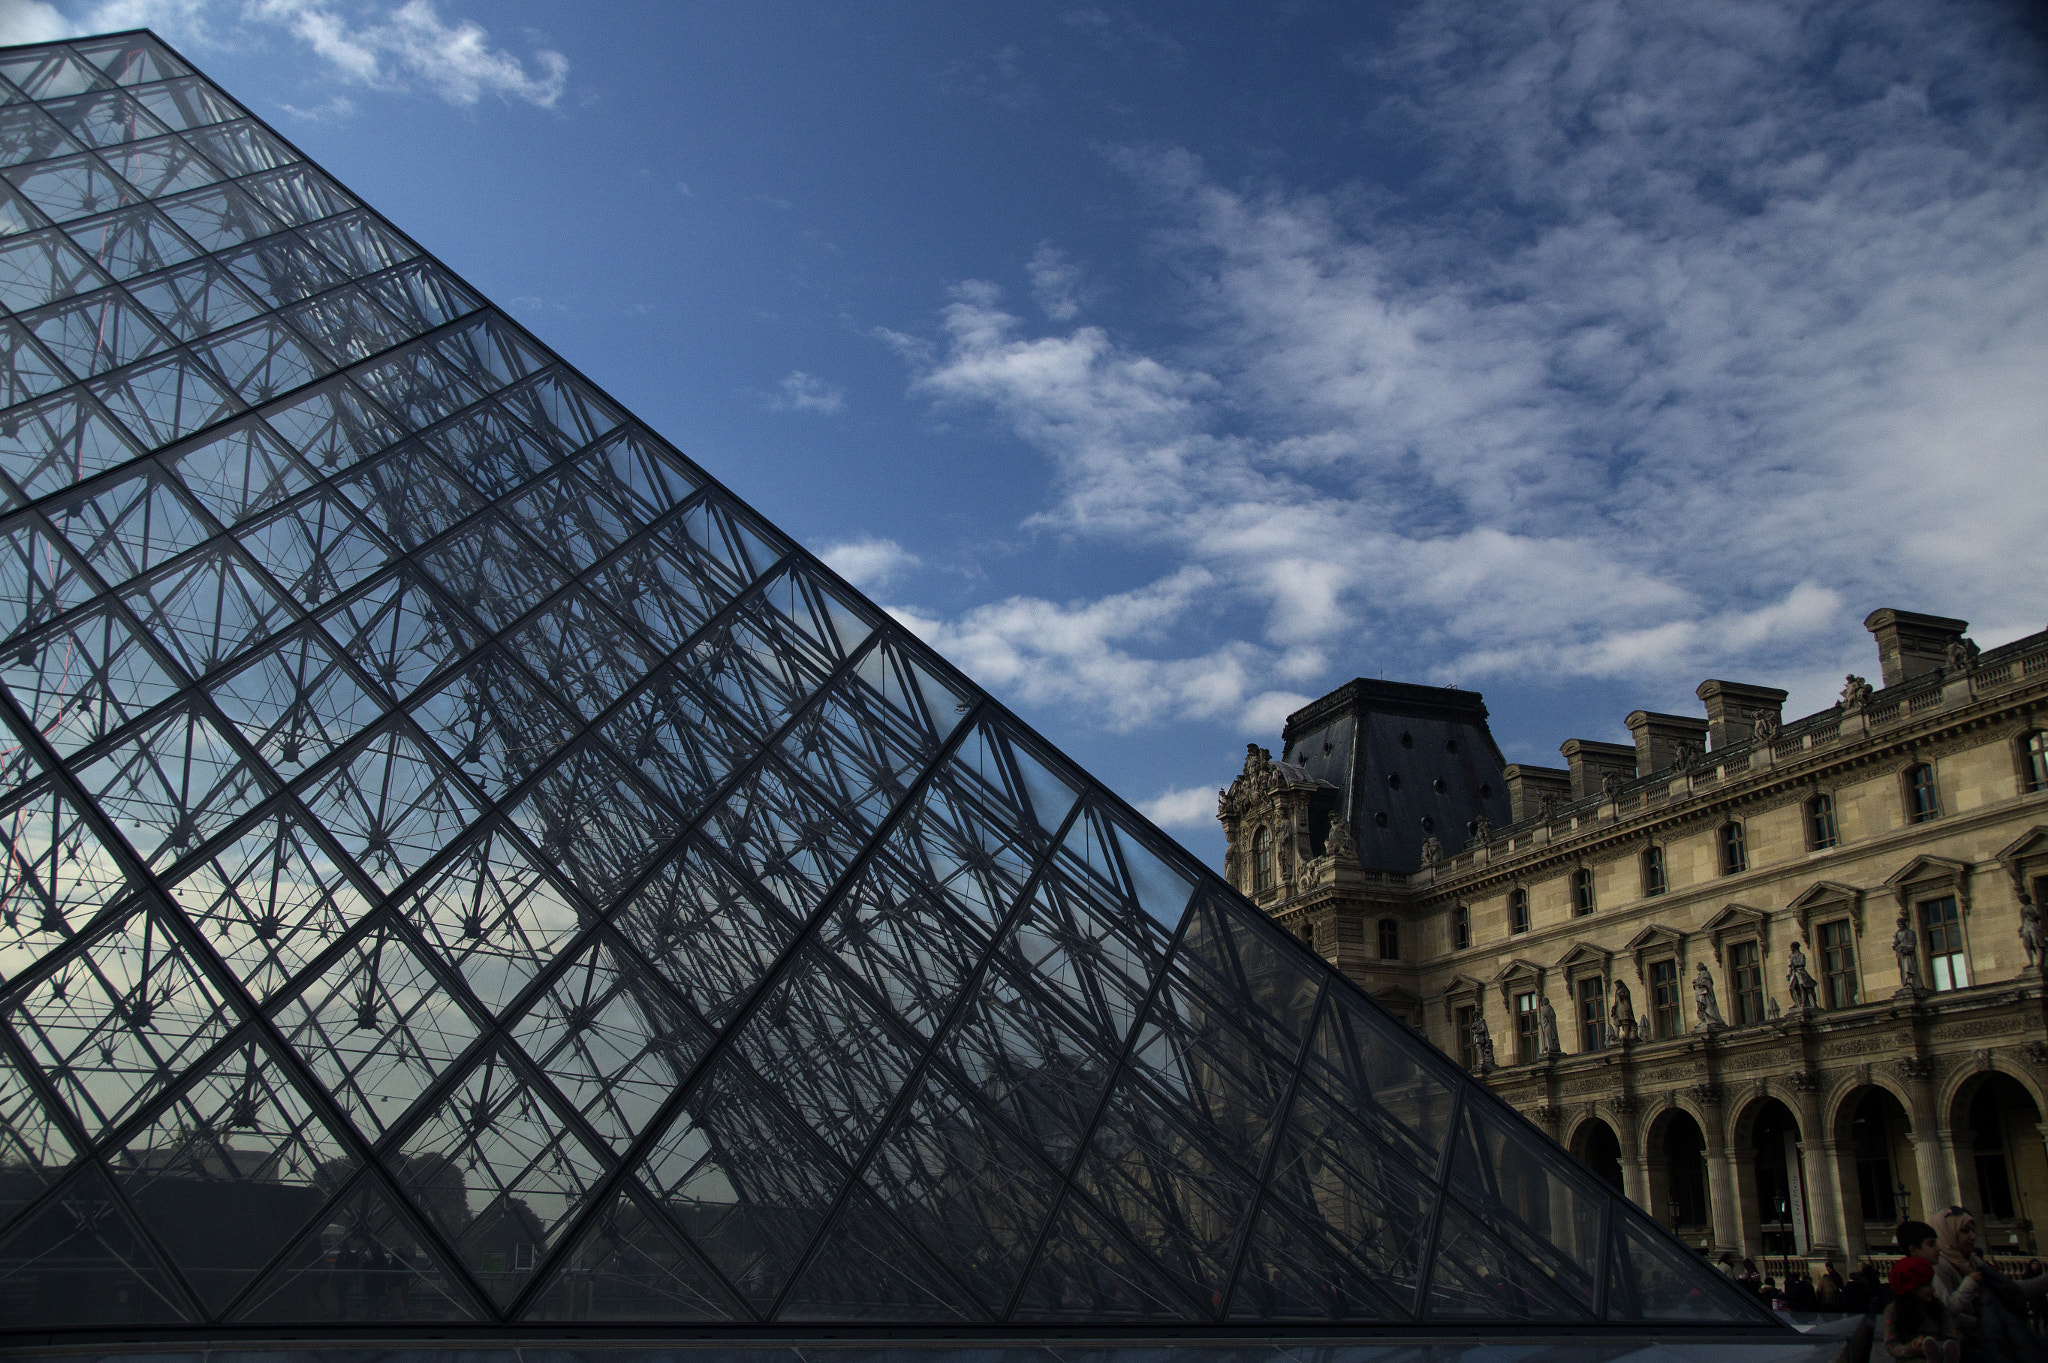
(1893, 910, 1924, 994)
(1602, 771, 1625, 797)
(1897, 1056, 1936, 1082)
(1470, 1014, 1496, 1073)
(1609, 1095, 1642, 1118)
(2022, 1040, 2048, 1069)
(1537, 995, 1560, 1059)
(1611, 978, 1639, 1043)
(2022, 895, 2045, 972)
(1840, 674, 1875, 710)
(1786, 939, 1820, 1012)
(1947, 637, 1981, 674)
(1693, 961, 1726, 1031)
(1690, 1083, 1725, 1108)
(1469, 813, 1492, 845)
(1532, 1105, 1566, 1128)
(1785, 1071, 1823, 1094)
(1752, 709, 1780, 742)
(1325, 811, 1358, 865)
(1420, 835, 1443, 868)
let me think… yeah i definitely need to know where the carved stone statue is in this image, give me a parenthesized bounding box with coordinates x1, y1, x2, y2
(1786, 939, 1820, 1011)
(1470, 814, 1492, 845)
(1673, 739, 1701, 768)
(1611, 979, 1638, 1042)
(1693, 961, 1726, 1031)
(1766, 995, 1781, 1021)
(1538, 793, 1560, 820)
(1324, 811, 1358, 865)
(1602, 771, 1625, 797)
(1470, 1013, 1496, 1072)
(2021, 895, 2044, 972)
(1752, 710, 1779, 742)
(1537, 995, 1560, 1058)
(1419, 835, 1443, 868)
(1893, 910, 1922, 992)
(1242, 742, 1272, 777)
(1946, 637, 1981, 674)
(1840, 674, 1875, 710)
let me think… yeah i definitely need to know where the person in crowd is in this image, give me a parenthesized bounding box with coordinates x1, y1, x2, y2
(1929, 1206, 2048, 1363)
(1819, 1262, 1846, 1310)
(1846, 1263, 1879, 1315)
(1788, 1271, 1819, 1312)
(1884, 1255, 1963, 1362)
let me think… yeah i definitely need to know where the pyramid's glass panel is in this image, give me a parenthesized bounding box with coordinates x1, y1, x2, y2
(0, 29, 1780, 1336)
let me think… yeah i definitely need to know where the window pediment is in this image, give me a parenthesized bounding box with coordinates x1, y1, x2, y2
(1701, 902, 1770, 961)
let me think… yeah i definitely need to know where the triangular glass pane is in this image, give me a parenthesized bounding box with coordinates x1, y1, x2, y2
(231, 1174, 483, 1322)
(1605, 1199, 1767, 1323)
(0, 602, 182, 757)
(165, 807, 374, 1003)
(302, 727, 480, 890)
(638, 1059, 849, 1314)
(7, 151, 138, 222)
(8, 899, 239, 1140)
(1109, 815, 1198, 924)
(273, 918, 480, 1139)
(128, 259, 264, 341)
(264, 374, 406, 473)
(936, 958, 1113, 1172)
(731, 943, 921, 1163)
(410, 645, 577, 800)
(0, 1046, 80, 1237)
(317, 564, 480, 698)
(506, 931, 707, 1151)
(0, 1163, 193, 1327)
(505, 740, 680, 912)
(132, 77, 246, 132)
(77, 35, 193, 86)
(1226, 1200, 1407, 1322)
(364, 256, 481, 332)
(611, 838, 799, 1030)
(0, 782, 130, 964)
(395, 1044, 609, 1310)
(157, 181, 278, 253)
(880, 745, 1039, 937)
(0, 49, 109, 99)
(597, 661, 754, 820)
(207, 628, 386, 778)
(1443, 1096, 1605, 1317)
(0, 228, 103, 311)
(775, 1184, 978, 1321)
(0, 515, 97, 642)
(819, 850, 986, 1038)
(166, 418, 311, 525)
(861, 1066, 1064, 1317)
(504, 588, 655, 720)
(520, 1183, 741, 1322)
(0, 388, 138, 498)
(122, 543, 297, 678)
(41, 88, 167, 148)
(1010, 1193, 1201, 1322)
(193, 317, 330, 405)
(399, 818, 587, 1016)
(1424, 1198, 1587, 1322)
(698, 757, 864, 922)
(75, 705, 271, 868)
(244, 163, 356, 229)
(577, 428, 702, 526)
(186, 120, 296, 178)
(91, 351, 240, 445)
(0, 102, 78, 166)
(233, 490, 391, 608)
(27, 287, 172, 379)
(418, 512, 567, 633)
(0, 315, 67, 409)
(113, 1036, 357, 1315)
(333, 440, 483, 551)
(1121, 966, 1297, 1178)
(67, 202, 201, 279)
(1005, 730, 1079, 839)
(99, 134, 218, 196)
(1176, 890, 1323, 1054)
(1301, 985, 1460, 1173)
(46, 468, 208, 585)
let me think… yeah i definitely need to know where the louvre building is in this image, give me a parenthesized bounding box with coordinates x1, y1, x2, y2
(0, 30, 1807, 1356)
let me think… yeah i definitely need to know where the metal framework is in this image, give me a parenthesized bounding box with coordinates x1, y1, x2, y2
(0, 30, 1771, 1335)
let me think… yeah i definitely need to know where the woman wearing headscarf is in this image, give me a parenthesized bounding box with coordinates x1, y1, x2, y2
(1931, 1205, 2048, 1363)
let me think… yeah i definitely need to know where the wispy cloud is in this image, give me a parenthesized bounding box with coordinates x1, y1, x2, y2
(245, 0, 567, 108)
(772, 370, 846, 415)
(1141, 783, 1219, 830)
(820, 536, 921, 592)
(1027, 242, 1085, 321)
(891, 0, 2048, 732)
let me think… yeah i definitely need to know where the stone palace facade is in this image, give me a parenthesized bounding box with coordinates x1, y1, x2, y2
(1217, 608, 2048, 1267)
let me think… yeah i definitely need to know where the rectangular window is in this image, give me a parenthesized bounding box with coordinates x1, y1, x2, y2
(1651, 959, 1680, 1039)
(1577, 975, 1606, 1051)
(1809, 794, 1838, 850)
(1456, 1003, 1477, 1072)
(1509, 888, 1529, 934)
(1721, 822, 1747, 874)
(1377, 917, 1400, 960)
(1454, 904, 1471, 950)
(1514, 990, 1539, 1065)
(1922, 896, 1968, 991)
(1819, 918, 1858, 1008)
(1643, 845, 1666, 896)
(1729, 940, 1764, 1024)
(1908, 765, 1939, 823)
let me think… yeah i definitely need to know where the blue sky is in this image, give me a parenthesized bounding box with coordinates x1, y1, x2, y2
(5, 0, 2045, 870)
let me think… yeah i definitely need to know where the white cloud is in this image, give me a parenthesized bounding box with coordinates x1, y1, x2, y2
(0, 0, 70, 43)
(1027, 242, 1084, 321)
(1141, 784, 1219, 830)
(277, 94, 354, 122)
(245, 0, 566, 108)
(888, 0, 2048, 735)
(820, 536, 921, 592)
(772, 370, 845, 415)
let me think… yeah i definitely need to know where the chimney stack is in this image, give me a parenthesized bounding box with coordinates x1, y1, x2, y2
(1626, 710, 1709, 776)
(1864, 609, 1968, 688)
(1560, 739, 1637, 799)
(1696, 680, 1790, 751)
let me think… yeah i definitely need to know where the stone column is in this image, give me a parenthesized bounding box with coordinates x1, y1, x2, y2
(1612, 1098, 1651, 1210)
(1698, 1087, 1742, 1253)
(1793, 1077, 1847, 1259)
(1904, 1057, 1955, 1214)
(1945, 1131, 1982, 1217)
(1730, 1147, 1763, 1258)
(1825, 1141, 1869, 1261)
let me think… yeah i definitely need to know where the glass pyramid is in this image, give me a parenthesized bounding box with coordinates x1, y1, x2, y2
(0, 30, 1773, 1335)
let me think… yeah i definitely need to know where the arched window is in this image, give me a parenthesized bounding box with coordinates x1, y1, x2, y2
(2027, 732, 2048, 794)
(1807, 792, 1838, 850)
(1252, 826, 1274, 893)
(1571, 867, 1595, 916)
(1720, 821, 1747, 875)
(1509, 887, 1530, 934)
(1642, 845, 1666, 896)
(1907, 764, 1939, 823)
(1377, 917, 1400, 960)
(1454, 903, 1471, 950)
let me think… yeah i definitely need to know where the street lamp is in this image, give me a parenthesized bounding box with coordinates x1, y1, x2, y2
(1669, 1195, 1682, 1227)
(1896, 1179, 1912, 1222)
